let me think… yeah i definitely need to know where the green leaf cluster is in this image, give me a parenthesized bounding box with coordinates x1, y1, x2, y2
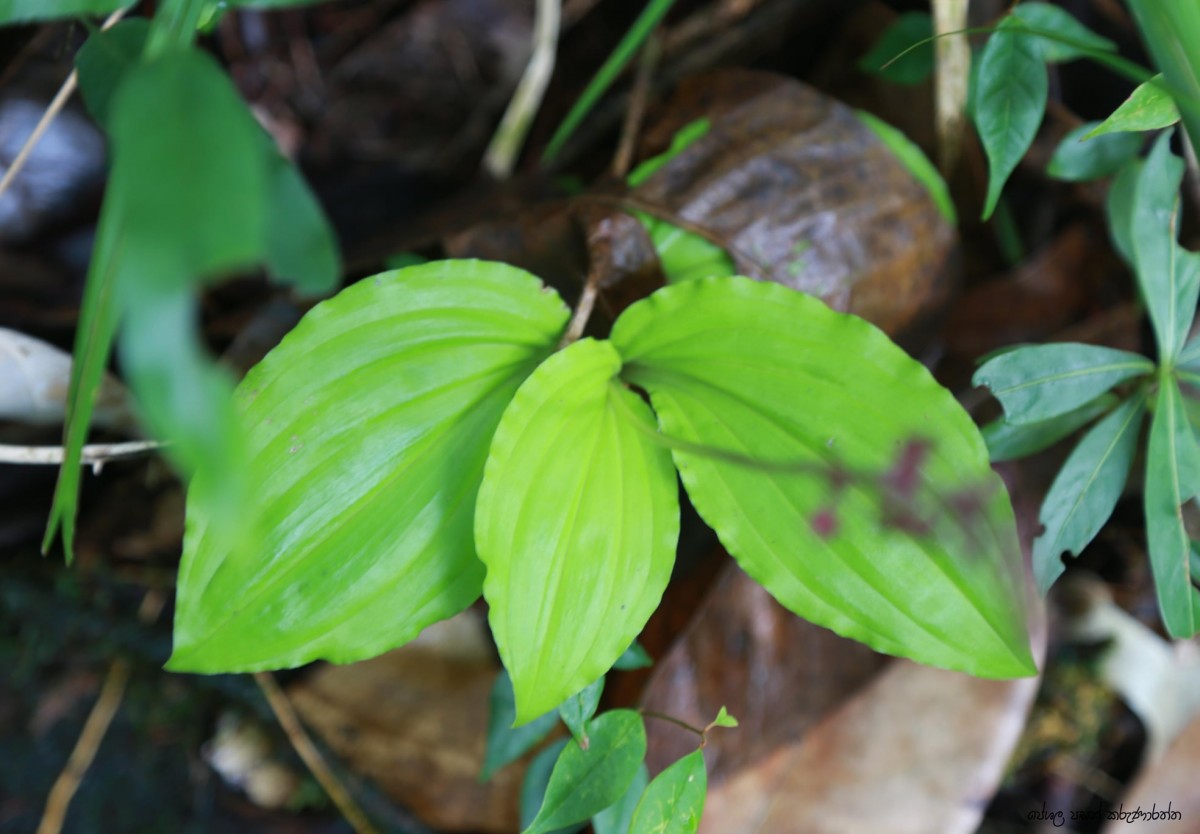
(975, 134, 1200, 636)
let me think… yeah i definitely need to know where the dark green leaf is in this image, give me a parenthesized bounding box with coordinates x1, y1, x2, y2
(1146, 377, 1200, 637)
(0, 0, 129, 23)
(1032, 393, 1146, 594)
(169, 261, 568, 672)
(1179, 337, 1200, 371)
(613, 641, 653, 671)
(1009, 2, 1117, 63)
(521, 740, 585, 834)
(612, 277, 1034, 678)
(74, 18, 149, 128)
(1131, 132, 1200, 361)
(973, 343, 1153, 424)
(524, 710, 647, 834)
(1046, 122, 1143, 182)
(592, 763, 648, 834)
(481, 669, 560, 783)
(1106, 159, 1143, 265)
(975, 18, 1048, 220)
(262, 150, 340, 294)
(1084, 75, 1180, 139)
(857, 12, 934, 86)
(478, 339, 679, 723)
(629, 749, 707, 834)
(982, 395, 1117, 462)
(856, 110, 956, 224)
(559, 677, 605, 747)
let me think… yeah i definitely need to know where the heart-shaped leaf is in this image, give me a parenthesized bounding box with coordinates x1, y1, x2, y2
(524, 710, 647, 834)
(973, 343, 1153, 424)
(477, 338, 679, 723)
(169, 261, 568, 672)
(1032, 393, 1147, 594)
(1146, 377, 1200, 637)
(612, 277, 1034, 678)
(630, 749, 707, 834)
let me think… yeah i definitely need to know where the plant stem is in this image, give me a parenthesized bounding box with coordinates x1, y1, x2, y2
(559, 265, 604, 347)
(145, 0, 207, 59)
(640, 710, 706, 738)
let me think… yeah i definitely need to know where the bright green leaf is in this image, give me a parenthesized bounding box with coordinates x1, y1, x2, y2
(481, 669, 559, 783)
(856, 110, 956, 225)
(634, 212, 737, 284)
(975, 18, 1048, 220)
(711, 706, 738, 729)
(524, 710, 647, 834)
(612, 277, 1034, 678)
(592, 763, 648, 834)
(74, 18, 149, 128)
(477, 339, 679, 723)
(613, 641, 653, 671)
(1046, 122, 1143, 182)
(857, 12, 934, 86)
(169, 261, 568, 672)
(559, 677, 605, 747)
(1106, 159, 1143, 265)
(627, 119, 711, 188)
(1131, 132, 1200, 361)
(1146, 377, 1200, 638)
(1032, 393, 1146, 594)
(982, 394, 1116, 462)
(629, 749, 707, 834)
(521, 740, 585, 834)
(1084, 75, 1180, 139)
(0, 0, 129, 22)
(1009, 2, 1117, 63)
(973, 343, 1153, 424)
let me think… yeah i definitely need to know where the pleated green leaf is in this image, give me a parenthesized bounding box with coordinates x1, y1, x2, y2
(973, 343, 1153, 424)
(1032, 393, 1146, 594)
(612, 277, 1034, 678)
(1146, 377, 1200, 638)
(629, 750, 707, 834)
(169, 261, 568, 672)
(524, 710, 647, 834)
(975, 18, 1048, 220)
(477, 339, 679, 724)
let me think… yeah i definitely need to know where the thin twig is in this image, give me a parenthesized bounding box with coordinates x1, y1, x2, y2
(482, 0, 561, 178)
(611, 33, 661, 179)
(0, 7, 127, 205)
(254, 672, 381, 834)
(0, 439, 162, 470)
(35, 591, 162, 834)
(559, 263, 604, 347)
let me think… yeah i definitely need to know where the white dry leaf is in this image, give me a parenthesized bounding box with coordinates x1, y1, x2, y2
(0, 326, 138, 433)
(1061, 575, 1200, 762)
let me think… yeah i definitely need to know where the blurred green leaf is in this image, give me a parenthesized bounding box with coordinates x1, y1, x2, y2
(559, 677, 605, 747)
(0, 0, 129, 23)
(478, 339, 679, 723)
(592, 763, 648, 834)
(1146, 377, 1200, 637)
(973, 343, 1153, 424)
(262, 150, 340, 294)
(1046, 122, 1143, 181)
(169, 261, 568, 672)
(613, 277, 1034, 678)
(975, 18, 1047, 221)
(1032, 393, 1146, 594)
(612, 641, 653, 671)
(74, 18, 149, 128)
(481, 669, 560, 783)
(1106, 159, 1144, 265)
(1179, 336, 1200, 371)
(1009, 2, 1117, 63)
(521, 740, 585, 834)
(524, 710, 647, 834)
(856, 110, 956, 224)
(629, 749, 707, 834)
(1084, 75, 1180, 139)
(627, 119, 710, 188)
(1131, 132, 1200, 361)
(982, 395, 1116, 462)
(858, 12, 934, 85)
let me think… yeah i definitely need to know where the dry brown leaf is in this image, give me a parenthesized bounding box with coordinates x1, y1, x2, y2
(1100, 716, 1200, 834)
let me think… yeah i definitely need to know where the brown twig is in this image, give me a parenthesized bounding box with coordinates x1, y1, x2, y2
(0, 7, 127, 205)
(611, 33, 661, 179)
(559, 262, 604, 347)
(254, 672, 382, 834)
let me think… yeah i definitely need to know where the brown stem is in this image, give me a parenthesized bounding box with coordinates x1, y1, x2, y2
(559, 264, 605, 348)
(612, 33, 662, 179)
